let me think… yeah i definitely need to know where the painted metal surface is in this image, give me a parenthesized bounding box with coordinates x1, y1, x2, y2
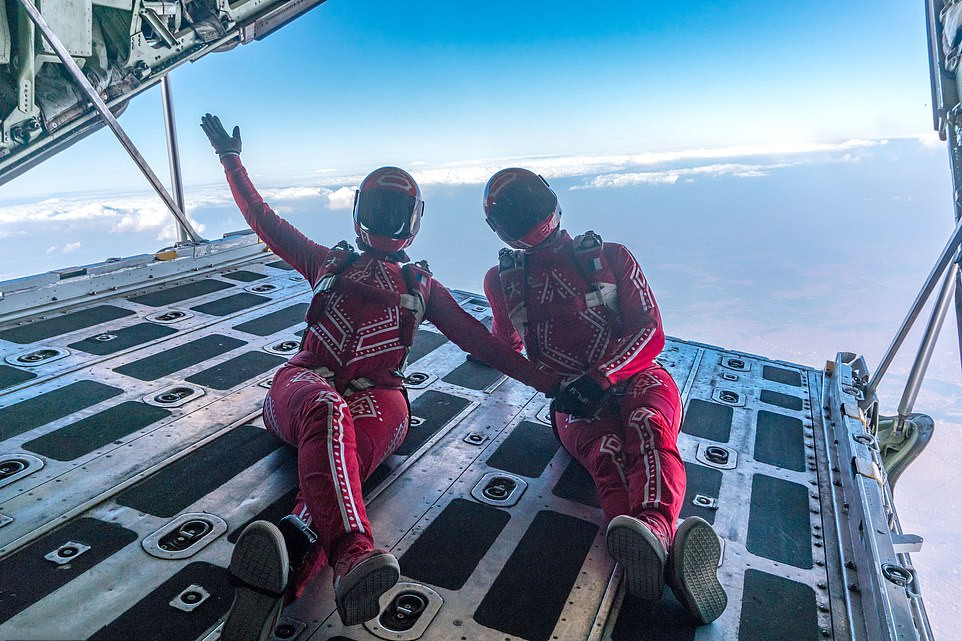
(0, 251, 932, 641)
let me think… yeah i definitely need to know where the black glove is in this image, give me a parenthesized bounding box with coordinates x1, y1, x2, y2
(554, 374, 608, 418)
(200, 113, 242, 157)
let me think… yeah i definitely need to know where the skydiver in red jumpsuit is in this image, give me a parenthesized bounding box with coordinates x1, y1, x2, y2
(479, 168, 727, 624)
(201, 118, 560, 640)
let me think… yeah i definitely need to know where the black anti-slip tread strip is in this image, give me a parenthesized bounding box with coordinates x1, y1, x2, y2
(0, 364, 36, 390)
(129, 279, 233, 307)
(186, 351, 287, 390)
(0, 304, 134, 344)
(681, 399, 733, 442)
(0, 517, 138, 624)
(222, 269, 268, 282)
(23, 401, 172, 461)
(760, 389, 804, 411)
(612, 588, 696, 641)
(474, 510, 598, 641)
(747, 474, 812, 568)
(552, 457, 600, 508)
(113, 334, 246, 381)
(739, 570, 818, 641)
(679, 462, 723, 524)
(362, 461, 394, 494)
(396, 390, 471, 456)
(400, 498, 510, 590)
(190, 292, 272, 317)
(90, 562, 233, 641)
(486, 420, 560, 478)
(228, 486, 299, 543)
(0, 380, 123, 441)
(406, 329, 448, 364)
(233, 302, 309, 336)
(67, 322, 178, 355)
(266, 259, 294, 270)
(442, 359, 504, 390)
(762, 365, 803, 387)
(117, 424, 284, 517)
(754, 410, 806, 472)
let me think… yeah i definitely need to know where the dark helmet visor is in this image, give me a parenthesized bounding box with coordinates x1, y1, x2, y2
(487, 181, 557, 240)
(356, 188, 418, 238)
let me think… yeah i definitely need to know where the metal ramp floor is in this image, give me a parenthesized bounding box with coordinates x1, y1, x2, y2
(0, 242, 910, 641)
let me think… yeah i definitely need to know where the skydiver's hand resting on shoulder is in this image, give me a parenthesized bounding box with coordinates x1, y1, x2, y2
(554, 374, 609, 418)
(200, 113, 242, 157)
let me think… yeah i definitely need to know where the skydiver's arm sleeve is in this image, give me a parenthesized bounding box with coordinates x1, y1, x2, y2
(590, 243, 665, 387)
(482, 266, 524, 352)
(221, 155, 329, 282)
(426, 278, 559, 394)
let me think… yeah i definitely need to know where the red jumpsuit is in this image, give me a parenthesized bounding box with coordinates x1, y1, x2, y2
(221, 156, 559, 571)
(484, 230, 685, 540)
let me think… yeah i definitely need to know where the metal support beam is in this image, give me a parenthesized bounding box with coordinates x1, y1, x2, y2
(896, 262, 957, 432)
(161, 75, 189, 244)
(14, 0, 203, 243)
(866, 213, 962, 396)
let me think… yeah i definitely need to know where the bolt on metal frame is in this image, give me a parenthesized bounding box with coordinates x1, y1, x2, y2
(14, 0, 203, 244)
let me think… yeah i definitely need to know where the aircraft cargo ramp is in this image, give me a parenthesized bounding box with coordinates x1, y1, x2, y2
(0, 234, 930, 641)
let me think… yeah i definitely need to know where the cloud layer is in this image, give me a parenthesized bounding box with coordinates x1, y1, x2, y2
(0, 136, 907, 235)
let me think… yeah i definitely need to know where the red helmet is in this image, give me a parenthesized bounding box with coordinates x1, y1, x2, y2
(353, 166, 424, 253)
(483, 168, 561, 249)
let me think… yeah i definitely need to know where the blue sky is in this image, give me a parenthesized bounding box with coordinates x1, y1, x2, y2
(2, 0, 961, 634)
(0, 0, 935, 198)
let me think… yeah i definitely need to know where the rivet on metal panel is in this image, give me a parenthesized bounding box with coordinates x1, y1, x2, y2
(463, 433, 488, 446)
(169, 584, 211, 612)
(692, 494, 718, 510)
(14, 348, 64, 365)
(471, 471, 528, 507)
(404, 372, 436, 389)
(268, 618, 307, 641)
(705, 446, 729, 465)
(719, 390, 739, 404)
(0, 459, 27, 479)
(149, 310, 191, 324)
(364, 582, 443, 641)
(45, 541, 91, 565)
(722, 357, 749, 371)
(93, 333, 117, 342)
(268, 340, 299, 354)
(881, 563, 914, 587)
(721, 372, 738, 381)
(410, 416, 425, 428)
(143, 513, 228, 560)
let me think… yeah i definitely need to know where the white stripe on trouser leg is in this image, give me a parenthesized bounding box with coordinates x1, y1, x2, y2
(631, 407, 663, 510)
(321, 392, 365, 535)
(598, 434, 628, 487)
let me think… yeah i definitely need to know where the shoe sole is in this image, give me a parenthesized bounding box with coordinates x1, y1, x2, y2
(607, 519, 666, 600)
(335, 553, 400, 627)
(669, 518, 727, 624)
(222, 522, 289, 641)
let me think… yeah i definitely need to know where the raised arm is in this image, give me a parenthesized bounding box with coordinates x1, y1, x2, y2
(201, 114, 329, 282)
(425, 278, 558, 395)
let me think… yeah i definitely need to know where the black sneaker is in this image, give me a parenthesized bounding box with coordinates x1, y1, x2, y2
(222, 521, 289, 641)
(606, 514, 668, 600)
(667, 517, 727, 624)
(333, 547, 400, 626)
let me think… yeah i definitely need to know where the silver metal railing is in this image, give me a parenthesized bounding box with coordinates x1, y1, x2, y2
(14, 0, 204, 244)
